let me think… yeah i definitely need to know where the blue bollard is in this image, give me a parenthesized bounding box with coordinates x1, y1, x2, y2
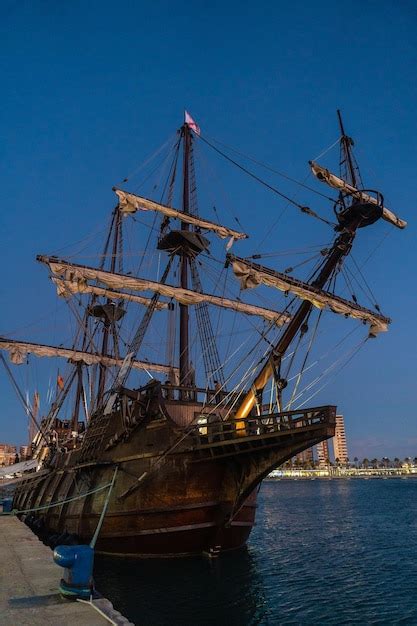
(53, 544, 94, 599)
(0, 497, 13, 513)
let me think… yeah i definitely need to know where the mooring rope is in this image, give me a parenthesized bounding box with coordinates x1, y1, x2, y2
(0, 477, 114, 516)
(90, 467, 118, 548)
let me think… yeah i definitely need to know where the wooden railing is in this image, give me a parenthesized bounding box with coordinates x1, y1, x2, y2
(188, 405, 336, 446)
(161, 384, 240, 405)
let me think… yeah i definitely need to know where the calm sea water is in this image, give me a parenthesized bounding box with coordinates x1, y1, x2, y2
(94, 479, 417, 625)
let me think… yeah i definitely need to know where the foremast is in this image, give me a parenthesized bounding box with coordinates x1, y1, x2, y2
(337, 108, 357, 189)
(233, 219, 360, 421)
(233, 113, 404, 423)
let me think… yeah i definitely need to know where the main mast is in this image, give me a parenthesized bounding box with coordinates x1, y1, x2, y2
(179, 123, 191, 390)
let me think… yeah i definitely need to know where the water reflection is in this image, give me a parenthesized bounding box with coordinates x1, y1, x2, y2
(94, 480, 417, 625)
(95, 546, 267, 625)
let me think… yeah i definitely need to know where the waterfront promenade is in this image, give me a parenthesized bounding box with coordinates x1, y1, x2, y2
(0, 516, 132, 625)
(267, 466, 417, 479)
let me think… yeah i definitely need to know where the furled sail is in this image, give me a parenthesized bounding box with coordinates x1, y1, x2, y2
(114, 189, 248, 242)
(53, 280, 169, 310)
(228, 255, 390, 336)
(39, 257, 291, 326)
(310, 161, 407, 230)
(0, 338, 178, 376)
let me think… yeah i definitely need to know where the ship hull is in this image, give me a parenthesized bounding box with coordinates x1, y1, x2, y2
(14, 457, 258, 557)
(81, 496, 256, 557)
(14, 401, 336, 557)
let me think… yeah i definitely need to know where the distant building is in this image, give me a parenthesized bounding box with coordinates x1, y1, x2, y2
(0, 444, 17, 466)
(316, 440, 330, 468)
(19, 445, 31, 460)
(294, 447, 314, 466)
(333, 414, 348, 464)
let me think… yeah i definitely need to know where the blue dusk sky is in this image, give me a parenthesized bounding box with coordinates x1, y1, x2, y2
(0, 0, 416, 459)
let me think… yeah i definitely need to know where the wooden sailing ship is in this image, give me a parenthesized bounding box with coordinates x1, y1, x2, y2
(3, 112, 405, 557)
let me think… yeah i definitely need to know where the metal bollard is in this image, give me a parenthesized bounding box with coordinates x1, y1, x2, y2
(53, 544, 94, 599)
(0, 497, 13, 513)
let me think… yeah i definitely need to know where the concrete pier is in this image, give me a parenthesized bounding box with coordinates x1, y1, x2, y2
(0, 516, 133, 625)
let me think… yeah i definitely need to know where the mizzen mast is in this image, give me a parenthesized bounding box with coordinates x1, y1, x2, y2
(97, 206, 124, 406)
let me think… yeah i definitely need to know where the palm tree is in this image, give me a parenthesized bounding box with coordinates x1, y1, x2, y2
(354, 456, 359, 468)
(394, 457, 400, 468)
(371, 458, 378, 469)
(363, 458, 369, 469)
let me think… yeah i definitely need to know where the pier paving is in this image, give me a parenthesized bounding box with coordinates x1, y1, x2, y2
(0, 516, 133, 625)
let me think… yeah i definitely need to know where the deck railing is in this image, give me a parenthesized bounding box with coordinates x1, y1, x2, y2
(188, 405, 336, 446)
(161, 384, 240, 405)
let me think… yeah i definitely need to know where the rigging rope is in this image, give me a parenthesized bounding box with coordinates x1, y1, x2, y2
(0, 354, 49, 446)
(129, 143, 178, 196)
(349, 254, 380, 309)
(294, 337, 368, 410)
(245, 243, 333, 259)
(190, 259, 225, 387)
(341, 266, 358, 303)
(193, 139, 246, 231)
(199, 134, 335, 226)
(286, 310, 322, 410)
(290, 330, 364, 403)
(187, 137, 225, 386)
(1, 476, 114, 516)
(345, 265, 378, 310)
(202, 132, 339, 203)
(117, 133, 177, 185)
(90, 466, 118, 549)
(312, 137, 342, 161)
(199, 285, 299, 418)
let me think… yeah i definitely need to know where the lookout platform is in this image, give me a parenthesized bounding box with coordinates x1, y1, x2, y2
(0, 516, 133, 625)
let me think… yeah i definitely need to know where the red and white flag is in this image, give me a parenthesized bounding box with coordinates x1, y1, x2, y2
(185, 110, 201, 136)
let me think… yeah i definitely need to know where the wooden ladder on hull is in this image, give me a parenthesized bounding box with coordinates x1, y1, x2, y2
(79, 415, 112, 462)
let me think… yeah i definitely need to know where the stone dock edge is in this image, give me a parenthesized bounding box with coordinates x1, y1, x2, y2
(0, 515, 134, 626)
